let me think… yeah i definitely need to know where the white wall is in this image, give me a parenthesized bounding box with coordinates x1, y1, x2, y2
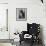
(0, 0, 13, 46)
(0, 0, 8, 3)
(9, 0, 46, 46)
(0, 4, 9, 39)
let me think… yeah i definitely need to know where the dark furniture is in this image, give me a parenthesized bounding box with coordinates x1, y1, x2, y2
(19, 23, 40, 46)
(41, 0, 43, 3)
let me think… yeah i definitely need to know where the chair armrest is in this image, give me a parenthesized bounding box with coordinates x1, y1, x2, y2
(22, 31, 28, 35)
(19, 31, 27, 41)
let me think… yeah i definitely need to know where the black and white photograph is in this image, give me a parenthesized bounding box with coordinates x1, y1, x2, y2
(16, 8, 27, 21)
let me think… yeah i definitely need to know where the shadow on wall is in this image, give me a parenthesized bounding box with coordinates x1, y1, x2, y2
(40, 25, 45, 46)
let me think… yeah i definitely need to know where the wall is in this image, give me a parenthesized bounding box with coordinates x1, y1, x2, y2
(0, 4, 9, 39)
(0, 0, 8, 3)
(9, 0, 46, 46)
(0, 1, 13, 46)
(0, 0, 12, 46)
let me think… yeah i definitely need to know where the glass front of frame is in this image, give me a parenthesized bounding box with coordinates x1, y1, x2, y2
(16, 8, 27, 21)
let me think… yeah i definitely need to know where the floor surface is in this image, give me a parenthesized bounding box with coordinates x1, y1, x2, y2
(19, 41, 43, 46)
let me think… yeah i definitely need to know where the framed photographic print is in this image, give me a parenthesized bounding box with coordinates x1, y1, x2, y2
(16, 8, 27, 21)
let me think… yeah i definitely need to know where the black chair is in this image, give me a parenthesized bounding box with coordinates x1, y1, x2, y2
(27, 23, 40, 43)
(19, 23, 40, 45)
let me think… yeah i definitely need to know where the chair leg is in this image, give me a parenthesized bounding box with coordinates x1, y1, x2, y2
(30, 42, 34, 46)
(30, 39, 34, 46)
(20, 41, 21, 45)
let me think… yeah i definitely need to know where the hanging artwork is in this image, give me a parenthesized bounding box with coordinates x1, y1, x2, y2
(16, 8, 27, 21)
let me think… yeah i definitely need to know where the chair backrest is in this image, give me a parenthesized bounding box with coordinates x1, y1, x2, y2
(27, 23, 40, 35)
